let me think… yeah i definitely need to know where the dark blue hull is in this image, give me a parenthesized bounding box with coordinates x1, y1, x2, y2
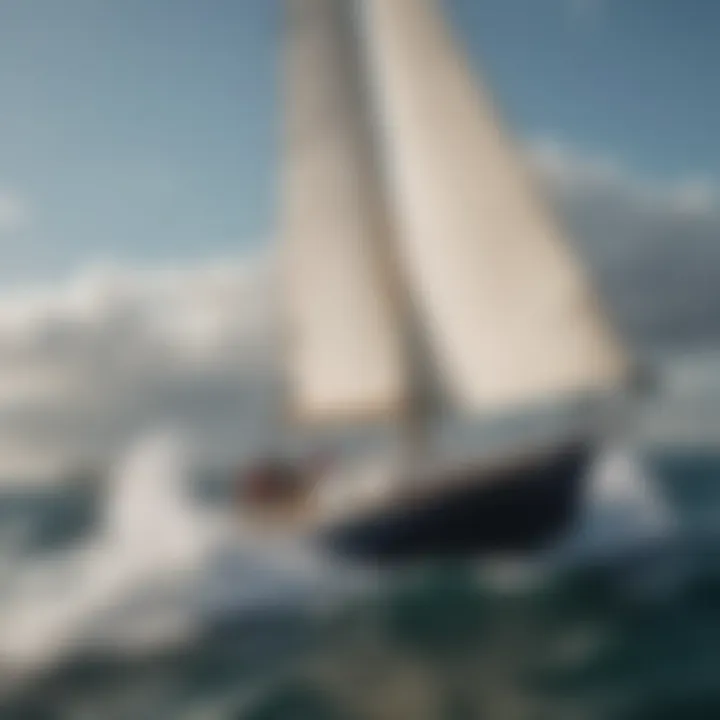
(321, 442, 590, 564)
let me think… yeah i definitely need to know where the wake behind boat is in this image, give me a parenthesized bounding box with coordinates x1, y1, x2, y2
(234, 0, 637, 564)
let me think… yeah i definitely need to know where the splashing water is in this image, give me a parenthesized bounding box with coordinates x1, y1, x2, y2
(0, 430, 367, 688)
(476, 442, 677, 592)
(558, 442, 676, 563)
(0, 431, 216, 681)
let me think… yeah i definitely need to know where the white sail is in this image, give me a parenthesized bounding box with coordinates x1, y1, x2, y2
(283, 0, 406, 423)
(359, 0, 629, 414)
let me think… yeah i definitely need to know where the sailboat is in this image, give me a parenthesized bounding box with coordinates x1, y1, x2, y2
(239, 0, 633, 563)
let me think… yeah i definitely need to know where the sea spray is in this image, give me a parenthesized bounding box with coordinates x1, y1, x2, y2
(473, 443, 678, 594)
(557, 442, 676, 564)
(0, 429, 216, 680)
(0, 429, 371, 688)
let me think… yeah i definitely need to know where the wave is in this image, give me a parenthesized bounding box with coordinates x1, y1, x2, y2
(0, 430, 366, 689)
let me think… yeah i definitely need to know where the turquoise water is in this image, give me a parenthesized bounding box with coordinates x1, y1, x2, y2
(0, 452, 719, 719)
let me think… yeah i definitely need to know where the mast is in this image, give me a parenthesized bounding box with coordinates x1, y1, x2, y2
(346, 0, 441, 469)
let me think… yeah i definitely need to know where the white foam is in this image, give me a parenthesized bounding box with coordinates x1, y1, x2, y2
(558, 442, 676, 563)
(0, 429, 368, 687)
(0, 430, 218, 678)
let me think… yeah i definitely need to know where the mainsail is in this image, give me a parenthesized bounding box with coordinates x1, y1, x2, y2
(283, 0, 407, 423)
(357, 0, 629, 414)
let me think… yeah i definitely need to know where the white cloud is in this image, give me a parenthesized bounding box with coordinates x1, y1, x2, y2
(529, 138, 720, 217)
(0, 190, 29, 234)
(0, 254, 279, 481)
(529, 138, 720, 349)
(0, 141, 718, 481)
(530, 139, 623, 193)
(672, 179, 718, 216)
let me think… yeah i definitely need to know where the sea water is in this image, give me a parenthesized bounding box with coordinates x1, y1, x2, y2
(0, 432, 717, 719)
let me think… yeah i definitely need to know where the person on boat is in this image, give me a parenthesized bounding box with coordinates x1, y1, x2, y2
(239, 456, 298, 508)
(237, 448, 335, 513)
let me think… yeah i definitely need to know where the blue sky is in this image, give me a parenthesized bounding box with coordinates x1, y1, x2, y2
(0, 0, 718, 285)
(450, 0, 720, 179)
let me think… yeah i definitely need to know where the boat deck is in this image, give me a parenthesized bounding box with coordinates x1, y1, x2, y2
(239, 438, 589, 536)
